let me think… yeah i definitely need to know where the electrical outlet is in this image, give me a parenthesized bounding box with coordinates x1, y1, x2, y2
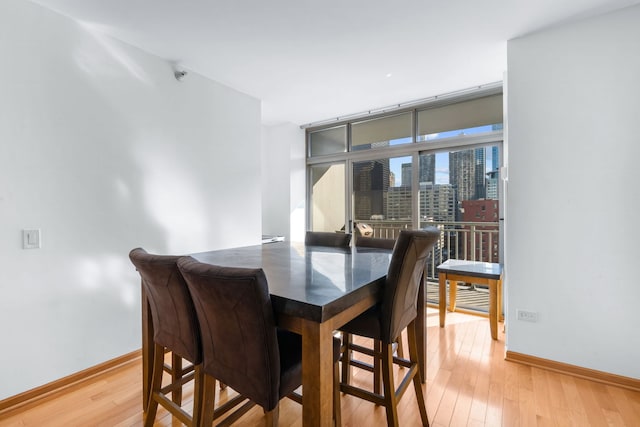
(23, 229, 41, 249)
(516, 309, 538, 322)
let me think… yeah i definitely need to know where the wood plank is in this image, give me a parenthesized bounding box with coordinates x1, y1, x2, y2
(485, 340, 504, 427)
(575, 377, 610, 426)
(607, 383, 640, 427)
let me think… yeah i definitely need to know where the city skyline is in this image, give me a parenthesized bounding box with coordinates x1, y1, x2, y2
(353, 144, 499, 222)
(389, 124, 500, 187)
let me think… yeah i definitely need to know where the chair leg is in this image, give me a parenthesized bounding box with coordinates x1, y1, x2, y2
(199, 374, 218, 427)
(264, 405, 279, 426)
(172, 352, 183, 405)
(192, 366, 204, 427)
(396, 332, 405, 359)
(407, 321, 429, 426)
(340, 332, 352, 385)
(334, 361, 342, 427)
(381, 343, 399, 427)
(373, 339, 382, 396)
(144, 343, 165, 427)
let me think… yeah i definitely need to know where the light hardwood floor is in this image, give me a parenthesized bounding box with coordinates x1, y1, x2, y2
(2, 308, 639, 426)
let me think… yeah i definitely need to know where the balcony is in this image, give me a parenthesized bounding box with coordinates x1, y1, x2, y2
(360, 219, 500, 314)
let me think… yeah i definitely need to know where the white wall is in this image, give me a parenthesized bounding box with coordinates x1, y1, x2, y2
(261, 123, 306, 242)
(0, 0, 261, 399)
(506, 5, 640, 378)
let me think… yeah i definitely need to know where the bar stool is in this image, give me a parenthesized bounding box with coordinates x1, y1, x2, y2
(339, 229, 440, 426)
(130, 249, 243, 426)
(129, 248, 205, 426)
(177, 257, 342, 426)
(344, 235, 401, 394)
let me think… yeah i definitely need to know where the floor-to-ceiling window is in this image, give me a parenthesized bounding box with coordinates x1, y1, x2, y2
(306, 86, 504, 313)
(307, 125, 347, 232)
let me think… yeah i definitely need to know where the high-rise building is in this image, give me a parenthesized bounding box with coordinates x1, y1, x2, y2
(449, 148, 487, 205)
(386, 186, 412, 220)
(491, 145, 499, 172)
(420, 154, 435, 184)
(401, 163, 411, 187)
(474, 148, 486, 199)
(487, 145, 500, 200)
(420, 182, 456, 275)
(353, 159, 390, 220)
(486, 170, 499, 200)
(419, 183, 457, 222)
(386, 182, 457, 222)
(449, 149, 475, 203)
(401, 155, 435, 187)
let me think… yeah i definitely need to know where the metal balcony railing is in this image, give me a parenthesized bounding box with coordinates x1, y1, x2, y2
(362, 219, 499, 267)
(359, 219, 499, 313)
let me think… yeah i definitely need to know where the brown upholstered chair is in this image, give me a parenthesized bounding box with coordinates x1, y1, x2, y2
(129, 248, 205, 427)
(177, 257, 342, 427)
(339, 228, 440, 427)
(305, 231, 352, 247)
(130, 249, 242, 427)
(346, 235, 403, 390)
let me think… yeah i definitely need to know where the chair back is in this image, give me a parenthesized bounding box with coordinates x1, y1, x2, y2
(381, 228, 440, 343)
(355, 236, 396, 250)
(129, 248, 201, 364)
(305, 231, 352, 247)
(177, 257, 282, 411)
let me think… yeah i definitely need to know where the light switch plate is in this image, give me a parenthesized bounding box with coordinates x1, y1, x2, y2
(23, 229, 41, 249)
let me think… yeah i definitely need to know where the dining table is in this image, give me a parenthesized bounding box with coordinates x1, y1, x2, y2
(140, 241, 428, 427)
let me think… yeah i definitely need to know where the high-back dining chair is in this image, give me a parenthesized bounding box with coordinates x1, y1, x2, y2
(177, 257, 342, 426)
(339, 228, 440, 426)
(305, 231, 352, 247)
(129, 248, 205, 427)
(345, 235, 402, 390)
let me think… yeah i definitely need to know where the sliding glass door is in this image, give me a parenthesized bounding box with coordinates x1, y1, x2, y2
(306, 87, 504, 314)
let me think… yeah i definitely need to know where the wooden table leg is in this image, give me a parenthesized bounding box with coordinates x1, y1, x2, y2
(498, 277, 504, 322)
(301, 319, 334, 427)
(439, 273, 447, 328)
(489, 279, 498, 340)
(449, 278, 457, 312)
(141, 284, 154, 411)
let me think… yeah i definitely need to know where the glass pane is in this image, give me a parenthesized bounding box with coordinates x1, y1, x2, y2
(309, 126, 346, 157)
(417, 94, 503, 141)
(421, 146, 500, 313)
(352, 156, 412, 239)
(310, 163, 345, 232)
(351, 112, 412, 151)
(419, 146, 500, 264)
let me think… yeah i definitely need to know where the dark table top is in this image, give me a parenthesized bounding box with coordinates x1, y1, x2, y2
(436, 259, 503, 280)
(191, 242, 392, 323)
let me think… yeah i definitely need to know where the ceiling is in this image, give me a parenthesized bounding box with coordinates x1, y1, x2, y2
(30, 0, 640, 126)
